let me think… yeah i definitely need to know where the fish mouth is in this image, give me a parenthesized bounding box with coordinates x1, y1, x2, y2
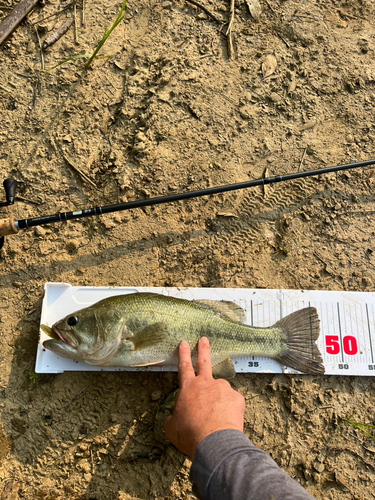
(40, 324, 78, 348)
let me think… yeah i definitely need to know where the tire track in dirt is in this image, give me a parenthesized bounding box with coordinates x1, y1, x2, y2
(212, 177, 318, 250)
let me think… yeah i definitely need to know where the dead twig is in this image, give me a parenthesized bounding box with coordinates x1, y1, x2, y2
(73, 4, 77, 43)
(29, 2, 76, 25)
(0, 0, 40, 45)
(265, 0, 275, 13)
(31, 73, 41, 108)
(226, 0, 235, 59)
(185, 0, 224, 24)
(16, 195, 41, 205)
(98, 400, 109, 410)
(298, 148, 307, 172)
(50, 136, 98, 189)
(62, 153, 98, 189)
(42, 17, 73, 49)
(34, 25, 44, 70)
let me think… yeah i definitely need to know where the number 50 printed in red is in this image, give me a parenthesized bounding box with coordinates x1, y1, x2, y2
(325, 335, 358, 355)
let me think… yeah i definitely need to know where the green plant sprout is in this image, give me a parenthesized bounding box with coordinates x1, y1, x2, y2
(29, 372, 39, 383)
(45, 0, 127, 71)
(341, 412, 375, 441)
(85, 0, 127, 69)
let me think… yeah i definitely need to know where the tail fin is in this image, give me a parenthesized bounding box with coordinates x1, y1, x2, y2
(275, 307, 325, 375)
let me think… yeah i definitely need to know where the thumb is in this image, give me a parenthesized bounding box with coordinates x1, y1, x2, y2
(163, 415, 174, 440)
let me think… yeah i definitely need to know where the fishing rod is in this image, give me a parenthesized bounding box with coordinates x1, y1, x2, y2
(1, 158, 375, 250)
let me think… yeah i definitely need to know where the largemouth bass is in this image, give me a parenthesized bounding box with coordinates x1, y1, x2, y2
(41, 292, 324, 377)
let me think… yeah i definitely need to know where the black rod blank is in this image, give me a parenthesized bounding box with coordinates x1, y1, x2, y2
(15, 158, 375, 231)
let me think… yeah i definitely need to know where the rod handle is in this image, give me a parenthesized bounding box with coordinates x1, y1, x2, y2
(3, 179, 17, 204)
(0, 217, 18, 236)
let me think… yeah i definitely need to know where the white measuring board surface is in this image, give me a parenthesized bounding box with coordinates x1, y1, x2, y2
(35, 283, 375, 376)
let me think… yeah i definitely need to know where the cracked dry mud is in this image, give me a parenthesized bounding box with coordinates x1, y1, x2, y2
(1, 0, 375, 498)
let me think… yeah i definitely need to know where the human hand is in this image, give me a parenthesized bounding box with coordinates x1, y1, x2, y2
(164, 337, 245, 460)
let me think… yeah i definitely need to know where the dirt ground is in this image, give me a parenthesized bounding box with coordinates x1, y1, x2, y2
(1, 0, 375, 498)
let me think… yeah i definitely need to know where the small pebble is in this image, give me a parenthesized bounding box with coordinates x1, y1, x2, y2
(362, 277, 373, 288)
(66, 239, 80, 252)
(35, 226, 46, 237)
(13, 282, 22, 288)
(313, 462, 325, 473)
(162, 1, 172, 8)
(269, 92, 282, 104)
(151, 390, 162, 401)
(77, 267, 86, 274)
(26, 40, 34, 53)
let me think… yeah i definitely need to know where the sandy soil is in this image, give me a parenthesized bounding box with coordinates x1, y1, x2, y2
(1, 0, 375, 498)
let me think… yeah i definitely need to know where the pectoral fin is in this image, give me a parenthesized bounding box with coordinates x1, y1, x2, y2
(212, 358, 236, 380)
(130, 360, 165, 367)
(132, 322, 168, 351)
(194, 300, 246, 323)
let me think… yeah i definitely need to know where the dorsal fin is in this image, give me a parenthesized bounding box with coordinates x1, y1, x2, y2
(212, 358, 236, 379)
(194, 300, 246, 323)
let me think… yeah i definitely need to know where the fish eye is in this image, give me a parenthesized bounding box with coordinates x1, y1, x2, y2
(67, 316, 78, 327)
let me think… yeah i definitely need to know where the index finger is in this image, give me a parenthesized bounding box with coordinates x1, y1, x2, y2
(178, 341, 195, 388)
(196, 337, 212, 378)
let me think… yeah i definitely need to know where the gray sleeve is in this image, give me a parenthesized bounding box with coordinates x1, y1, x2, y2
(189, 429, 316, 500)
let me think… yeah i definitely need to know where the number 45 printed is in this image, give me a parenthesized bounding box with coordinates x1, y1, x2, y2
(325, 335, 358, 355)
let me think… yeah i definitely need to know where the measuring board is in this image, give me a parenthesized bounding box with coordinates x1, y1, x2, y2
(35, 283, 375, 376)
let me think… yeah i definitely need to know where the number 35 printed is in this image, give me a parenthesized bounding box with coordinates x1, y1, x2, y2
(325, 335, 358, 355)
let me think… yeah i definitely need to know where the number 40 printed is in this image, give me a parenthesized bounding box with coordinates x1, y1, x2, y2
(325, 335, 358, 355)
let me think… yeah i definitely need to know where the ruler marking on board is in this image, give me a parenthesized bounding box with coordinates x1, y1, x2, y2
(355, 303, 360, 364)
(360, 304, 364, 364)
(359, 304, 364, 362)
(325, 301, 331, 363)
(366, 303, 374, 364)
(333, 302, 338, 362)
(309, 301, 314, 359)
(357, 304, 362, 364)
(351, 303, 356, 363)
(250, 299, 255, 361)
(337, 303, 344, 363)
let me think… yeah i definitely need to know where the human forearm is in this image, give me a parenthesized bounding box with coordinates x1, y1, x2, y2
(190, 430, 316, 500)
